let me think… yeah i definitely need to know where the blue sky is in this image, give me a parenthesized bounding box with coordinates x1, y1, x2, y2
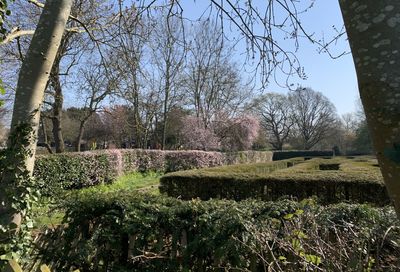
(180, 0, 360, 115)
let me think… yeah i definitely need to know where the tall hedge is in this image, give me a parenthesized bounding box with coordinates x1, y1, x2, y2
(34, 152, 116, 195)
(33, 149, 273, 194)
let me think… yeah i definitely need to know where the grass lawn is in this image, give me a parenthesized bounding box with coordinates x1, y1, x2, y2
(33, 172, 162, 229)
(79, 171, 162, 195)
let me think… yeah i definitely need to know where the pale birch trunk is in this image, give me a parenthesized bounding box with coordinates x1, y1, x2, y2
(1, 0, 73, 230)
(10, 0, 72, 172)
(339, 1, 400, 216)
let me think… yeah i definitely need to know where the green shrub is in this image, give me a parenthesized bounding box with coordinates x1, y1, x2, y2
(160, 157, 389, 205)
(33, 149, 273, 196)
(38, 191, 400, 271)
(34, 152, 116, 195)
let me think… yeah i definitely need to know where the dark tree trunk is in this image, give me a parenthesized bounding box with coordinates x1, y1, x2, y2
(75, 119, 87, 152)
(50, 72, 65, 153)
(162, 70, 170, 150)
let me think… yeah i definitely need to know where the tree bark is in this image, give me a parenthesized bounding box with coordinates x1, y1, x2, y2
(76, 119, 87, 152)
(162, 68, 170, 150)
(9, 0, 72, 172)
(40, 117, 53, 154)
(47, 32, 73, 153)
(50, 72, 65, 153)
(339, 1, 400, 216)
(1, 0, 73, 229)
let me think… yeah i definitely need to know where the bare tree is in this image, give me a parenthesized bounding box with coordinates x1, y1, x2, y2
(289, 87, 337, 150)
(74, 60, 117, 151)
(108, 6, 154, 148)
(252, 93, 294, 150)
(341, 112, 359, 133)
(1, 0, 114, 153)
(185, 20, 250, 128)
(149, 11, 186, 149)
(100, 105, 135, 148)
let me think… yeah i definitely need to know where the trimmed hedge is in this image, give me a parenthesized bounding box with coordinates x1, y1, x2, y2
(39, 191, 400, 271)
(273, 150, 333, 161)
(160, 157, 390, 205)
(224, 150, 273, 164)
(33, 149, 273, 195)
(34, 152, 116, 195)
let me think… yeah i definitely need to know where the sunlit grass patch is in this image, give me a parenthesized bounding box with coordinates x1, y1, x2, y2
(33, 172, 162, 229)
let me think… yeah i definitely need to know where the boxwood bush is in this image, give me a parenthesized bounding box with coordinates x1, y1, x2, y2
(160, 157, 390, 205)
(38, 191, 400, 271)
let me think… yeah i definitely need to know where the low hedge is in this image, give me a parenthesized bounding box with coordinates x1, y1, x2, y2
(33, 149, 273, 195)
(160, 157, 390, 205)
(38, 191, 400, 271)
(273, 150, 333, 161)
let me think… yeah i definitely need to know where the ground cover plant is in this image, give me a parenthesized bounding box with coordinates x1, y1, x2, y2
(33, 190, 400, 272)
(160, 157, 389, 205)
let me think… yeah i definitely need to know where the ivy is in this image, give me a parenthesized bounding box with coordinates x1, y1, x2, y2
(0, 78, 5, 107)
(0, 0, 14, 42)
(0, 123, 40, 269)
(0, 0, 12, 106)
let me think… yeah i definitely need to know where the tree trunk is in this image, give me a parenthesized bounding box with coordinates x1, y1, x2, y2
(51, 73, 65, 153)
(162, 71, 170, 150)
(9, 0, 72, 172)
(76, 119, 87, 152)
(339, 1, 400, 216)
(48, 32, 72, 153)
(1, 0, 73, 230)
(40, 117, 53, 154)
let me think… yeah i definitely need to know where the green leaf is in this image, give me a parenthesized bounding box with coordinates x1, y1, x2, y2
(0, 78, 5, 95)
(283, 213, 294, 220)
(291, 238, 301, 251)
(305, 254, 322, 265)
(293, 230, 308, 239)
(278, 256, 287, 261)
(295, 209, 304, 215)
